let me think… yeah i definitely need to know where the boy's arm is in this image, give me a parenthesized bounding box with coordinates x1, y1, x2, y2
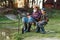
(45, 14, 49, 22)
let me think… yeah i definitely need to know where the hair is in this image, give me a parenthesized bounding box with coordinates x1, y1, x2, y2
(33, 5, 40, 10)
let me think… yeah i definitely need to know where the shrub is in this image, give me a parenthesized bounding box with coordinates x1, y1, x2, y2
(11, 32, 23, 40)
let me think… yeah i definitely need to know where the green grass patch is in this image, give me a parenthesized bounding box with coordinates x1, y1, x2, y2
(0, 16, 18, 28)
(19, 18, 60, 38)
(10, 18, 60, 40)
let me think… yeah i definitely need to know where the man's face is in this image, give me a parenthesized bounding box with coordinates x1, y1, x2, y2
(33, 8, 38, 12)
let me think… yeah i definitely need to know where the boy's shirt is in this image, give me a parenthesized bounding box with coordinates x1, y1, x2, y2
(41, 13, 49, 22)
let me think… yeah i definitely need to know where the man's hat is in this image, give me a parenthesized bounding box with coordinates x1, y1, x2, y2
(42, 8, 46, 11)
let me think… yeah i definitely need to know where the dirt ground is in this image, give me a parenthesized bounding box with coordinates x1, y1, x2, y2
(23, 37, 60, 40)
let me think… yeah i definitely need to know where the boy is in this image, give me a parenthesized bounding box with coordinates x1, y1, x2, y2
(36, 8, 49, 34)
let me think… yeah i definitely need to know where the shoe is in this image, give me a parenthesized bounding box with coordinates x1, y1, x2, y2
(41, 31, 46, 34)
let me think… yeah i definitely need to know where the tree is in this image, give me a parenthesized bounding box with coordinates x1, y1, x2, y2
(8, 0, 13, 8)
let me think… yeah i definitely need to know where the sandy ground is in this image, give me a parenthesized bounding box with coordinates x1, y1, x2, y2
(24, 37, 60, 40)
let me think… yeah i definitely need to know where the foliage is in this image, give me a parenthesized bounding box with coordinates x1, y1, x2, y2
(46, 9, 60, 18)
(11, 32, 23, 40)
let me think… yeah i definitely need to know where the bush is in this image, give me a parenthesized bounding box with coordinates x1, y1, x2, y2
(46, 8, 60, 18)
(11, 32, 23, 40)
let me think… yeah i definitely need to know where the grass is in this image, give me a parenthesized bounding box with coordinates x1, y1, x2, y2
(0, 16, 18, 28)
(10, 18, 60, 40)
(20, 18, 60, 39)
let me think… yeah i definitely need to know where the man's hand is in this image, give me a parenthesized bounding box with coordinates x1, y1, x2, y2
(27, 16, 31, 18)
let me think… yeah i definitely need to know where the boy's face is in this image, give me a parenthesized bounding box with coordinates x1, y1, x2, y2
(41, 10, 46, 15)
